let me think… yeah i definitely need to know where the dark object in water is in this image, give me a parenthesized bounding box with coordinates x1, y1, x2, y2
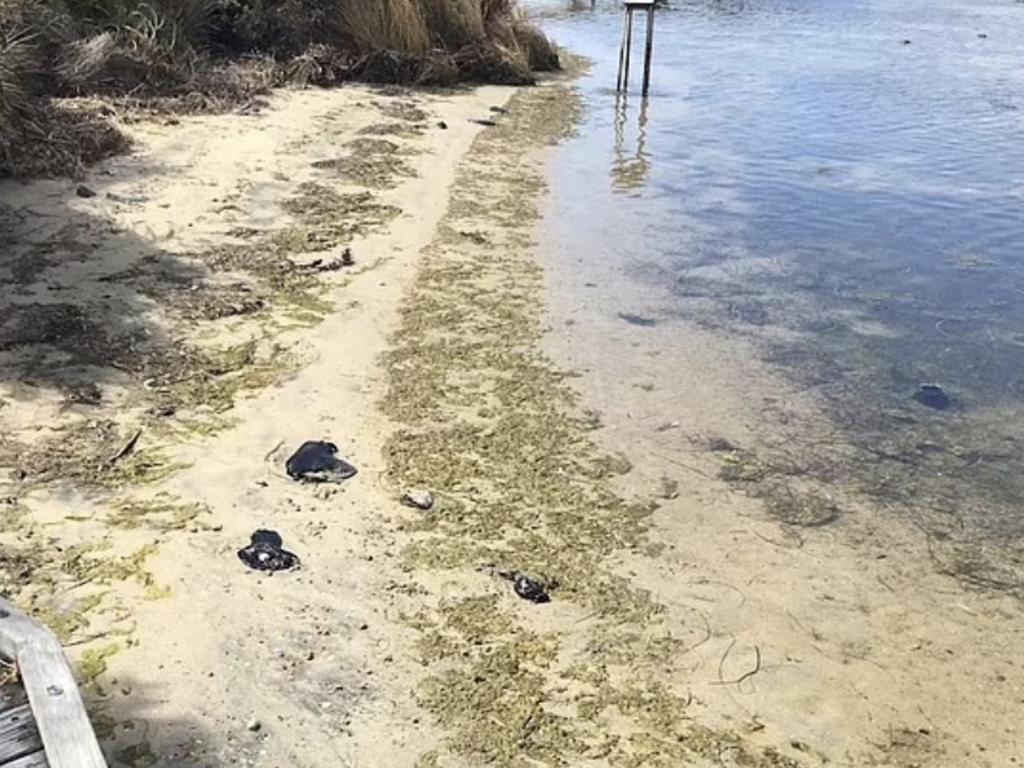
(618, 312, 657, 327)
(340, 247, 355, 267)
(513, 574, 550, 604)
(489, 106, 509, 114)
(76, 184, 97, 198)
(913, 383, 951, 410)
(437, 120, 448, 129)
(901, 39, 912, 45)
(238, 529, 299, 572)
(470, 118, 498, 127)
(978, 32, 988, 38)
(285, 441, 358, 483)
(708, 437, 737, 452)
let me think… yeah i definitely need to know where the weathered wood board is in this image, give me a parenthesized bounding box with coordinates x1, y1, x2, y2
(0, 598, 106, 768)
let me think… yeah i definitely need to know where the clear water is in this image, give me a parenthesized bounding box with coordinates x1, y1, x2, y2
(528, 0, 1024, 595)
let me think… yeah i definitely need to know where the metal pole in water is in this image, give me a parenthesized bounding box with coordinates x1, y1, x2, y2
(623, 8, 634, 90)
(616, 6, 629, 91)
(641, 6, 655, 95)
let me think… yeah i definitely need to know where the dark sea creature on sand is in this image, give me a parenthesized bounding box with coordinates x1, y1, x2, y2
(238, 529, 299, 572)
(482, 564, 554, 603)
(286, 441, 358, 483)
(513, 574, 551, 603)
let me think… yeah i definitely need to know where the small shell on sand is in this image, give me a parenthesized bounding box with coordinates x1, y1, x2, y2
(401, 490, 434, 510)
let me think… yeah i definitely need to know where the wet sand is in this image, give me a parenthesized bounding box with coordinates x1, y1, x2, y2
(542, 261, 1024, 766)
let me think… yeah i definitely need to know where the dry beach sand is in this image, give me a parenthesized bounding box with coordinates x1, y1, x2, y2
(0, 69, 1021, 768)
(0, 80, 515, 765)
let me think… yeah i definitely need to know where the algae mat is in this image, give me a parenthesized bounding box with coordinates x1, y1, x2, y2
(381, 81, 802, 767)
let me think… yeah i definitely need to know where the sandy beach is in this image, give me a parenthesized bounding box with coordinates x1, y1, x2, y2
(0, 79, 525, 765)
(2, 57, 1022, 768)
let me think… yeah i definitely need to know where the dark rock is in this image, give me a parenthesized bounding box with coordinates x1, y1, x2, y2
(470, 119, 498, 127)
(76, 185, 97, 198)
(285, 441, 357, 483)
(437, 121, 448, 130)
(66, 382, 102, 406)
(912, 383, 951, 410)
(489, 106, 509, 114)
(237, 529, 299, 572)
(708, 437, 737, 452)
(618, 312, 657, 327)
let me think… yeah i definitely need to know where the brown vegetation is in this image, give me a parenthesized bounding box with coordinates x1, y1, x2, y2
(0, 0, 558, 177)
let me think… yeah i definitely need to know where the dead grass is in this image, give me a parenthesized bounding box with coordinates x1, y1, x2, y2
(358, 119, 424, 137)
(310, 138, 416, 188)
(1, 0, 558, 176)
(0, 98, 131, 178)
(340, 0, 431, 55)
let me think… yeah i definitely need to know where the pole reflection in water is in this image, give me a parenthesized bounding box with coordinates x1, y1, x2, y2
(610, 93, 651, 192)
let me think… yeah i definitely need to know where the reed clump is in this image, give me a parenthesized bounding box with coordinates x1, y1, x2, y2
(0, 0, 558, 176)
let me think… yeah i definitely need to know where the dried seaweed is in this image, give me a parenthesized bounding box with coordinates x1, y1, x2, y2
(381, 79, 805, 768)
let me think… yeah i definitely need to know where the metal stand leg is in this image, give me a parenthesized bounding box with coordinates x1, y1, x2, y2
(616, 8, 629, 91)
(623, 9, 634, 90)
(641, 8, 655, 96)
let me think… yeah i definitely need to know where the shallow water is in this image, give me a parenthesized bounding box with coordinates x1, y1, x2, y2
(529, 0, 1024, 595)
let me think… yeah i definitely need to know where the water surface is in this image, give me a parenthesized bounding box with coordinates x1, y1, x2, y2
(529, 0, 1024, 596)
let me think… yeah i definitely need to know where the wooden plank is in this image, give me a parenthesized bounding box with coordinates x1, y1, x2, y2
(19, 640, 106, 768)
(0, 704, 43, 764)
(0, 599, 106, 768)
(1, 750, 48, 768)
